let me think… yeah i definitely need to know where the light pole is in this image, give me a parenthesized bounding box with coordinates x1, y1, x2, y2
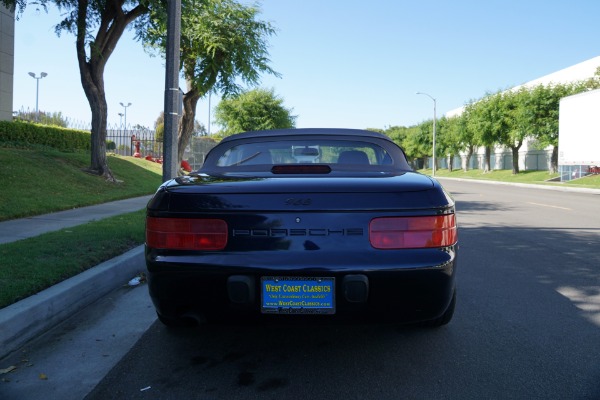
(120, 102, 132, 131)
(118, 113, 124, 130)
(208, 91, 211, 135)
(416, 92, 437, 177)
(28, 72, 48, 121)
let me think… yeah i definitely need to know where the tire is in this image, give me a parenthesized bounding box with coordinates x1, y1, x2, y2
(425, 289, 456, 328)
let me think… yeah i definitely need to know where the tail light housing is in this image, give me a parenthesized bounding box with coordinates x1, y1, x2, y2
(369, 215, 457, 249)
(146, 217, 228, 250)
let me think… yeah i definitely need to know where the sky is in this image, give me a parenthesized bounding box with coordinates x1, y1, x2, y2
(12, 0, 600, 132)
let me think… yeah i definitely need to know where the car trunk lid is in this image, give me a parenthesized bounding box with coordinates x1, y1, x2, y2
(148, 173, 452, 213)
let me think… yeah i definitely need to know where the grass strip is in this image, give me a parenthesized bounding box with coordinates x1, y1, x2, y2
(0, 209, 146, 309)
(425, 168, 600, 188)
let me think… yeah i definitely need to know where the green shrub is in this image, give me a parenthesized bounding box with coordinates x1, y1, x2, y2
(0, 120, 91, 151)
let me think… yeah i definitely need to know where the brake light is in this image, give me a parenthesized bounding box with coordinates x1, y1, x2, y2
(146, 217, 228, 250)
(369, 215, 457, 249)
(271, 165, 332, 174)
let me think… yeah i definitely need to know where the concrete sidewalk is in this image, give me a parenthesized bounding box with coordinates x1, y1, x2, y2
(0, 195, 153, 360)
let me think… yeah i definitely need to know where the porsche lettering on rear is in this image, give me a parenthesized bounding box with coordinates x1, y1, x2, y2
(284, 198, 312, 206)
(232, 228, 364, 237)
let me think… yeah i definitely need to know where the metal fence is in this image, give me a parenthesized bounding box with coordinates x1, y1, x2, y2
(106, 130, 218, 170)
(107, 129, 162, 159)
(186, 137, 218, 170)
(440, 150, 553, 171)
(559, 165, 598, 182)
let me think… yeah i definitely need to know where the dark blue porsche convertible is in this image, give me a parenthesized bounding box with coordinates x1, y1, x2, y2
(145, 128, 458, 327)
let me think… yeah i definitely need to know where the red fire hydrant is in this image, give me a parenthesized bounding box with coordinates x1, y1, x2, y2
(133, 135, 141, 158)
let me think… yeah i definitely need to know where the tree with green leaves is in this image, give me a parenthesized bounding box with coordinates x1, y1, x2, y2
(438, 115, 466, 172)
(4, 0, 154, 182)
(401, 121, 433, 169)
(214, 88, 296, 135)
(526, 84, 568, 173)
(383, 125, 421, 168)
(432, 117, 447, 170)
(141, 0, 279, 162)
(465, 92, 508, 173)
(383, 125, 410, 147)
(453, 110, 479, 172)
(493, 88, 531, 174)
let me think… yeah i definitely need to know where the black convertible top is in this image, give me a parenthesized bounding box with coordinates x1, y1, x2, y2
(219, 128, 392, 143)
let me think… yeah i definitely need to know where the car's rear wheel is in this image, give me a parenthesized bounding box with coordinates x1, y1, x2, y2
(425, 288, 456, 327)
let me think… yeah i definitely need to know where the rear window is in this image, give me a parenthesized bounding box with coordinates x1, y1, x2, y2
(214, 140, 393, 168)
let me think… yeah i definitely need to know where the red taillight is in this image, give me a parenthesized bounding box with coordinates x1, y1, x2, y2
(146, 217, 228, 250)
(369, 215, 457, 249)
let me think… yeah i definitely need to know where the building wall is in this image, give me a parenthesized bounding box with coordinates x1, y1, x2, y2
(0, 5, 14, 121)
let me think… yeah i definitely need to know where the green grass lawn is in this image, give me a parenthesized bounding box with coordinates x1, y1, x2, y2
(0, 210, 146, 308)
(424, 168, 600, 188)
(0, 146, 163, 221)
(0, 145, 162, 308)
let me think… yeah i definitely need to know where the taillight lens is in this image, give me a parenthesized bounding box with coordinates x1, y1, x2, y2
(369, 215, 457, 249)
(146, 217, 228, 250)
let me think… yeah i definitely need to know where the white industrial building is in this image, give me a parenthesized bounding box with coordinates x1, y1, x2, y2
(444, 56, 600, 176)
(557, 88, 600, 180)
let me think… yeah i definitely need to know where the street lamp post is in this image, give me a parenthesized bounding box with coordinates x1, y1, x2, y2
(208, 91, 211, 135)
(118, 113, 124, 130)
(28, 72, 48, 121)
(120, 102, 132, 131)
(416, 92, 437, 177)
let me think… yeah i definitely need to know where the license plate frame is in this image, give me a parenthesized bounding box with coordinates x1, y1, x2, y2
(261, 276, 335, 314)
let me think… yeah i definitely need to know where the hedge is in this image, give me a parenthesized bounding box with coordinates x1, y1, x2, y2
(0, 120, 91, 151)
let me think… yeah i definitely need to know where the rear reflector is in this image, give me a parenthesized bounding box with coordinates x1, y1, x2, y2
(369, 215, 457, 249)
(146, 217, 228, 250)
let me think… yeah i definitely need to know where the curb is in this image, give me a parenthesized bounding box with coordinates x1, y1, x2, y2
(0, 245, 146, 360)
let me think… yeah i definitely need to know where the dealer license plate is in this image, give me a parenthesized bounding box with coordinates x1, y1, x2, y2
(261, 277, 335, 314)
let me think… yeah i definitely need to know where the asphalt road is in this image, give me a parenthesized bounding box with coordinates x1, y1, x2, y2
(5, 180, 600, 399)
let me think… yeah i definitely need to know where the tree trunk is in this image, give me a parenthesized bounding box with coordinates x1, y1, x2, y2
(510, 140, 523, 174)
(87, 87, 112, 180)
(511, 147, 520, 174)
(79, 73, 114, 180)
(179, 86, 202, 164)
(448, 154, 454, 172)
(484, 146, 491, 173)
(464, 146, 474, 172)
(74, 0, 146, 182)
(550, 146, 558, 173)
(510, 147, 520, 174)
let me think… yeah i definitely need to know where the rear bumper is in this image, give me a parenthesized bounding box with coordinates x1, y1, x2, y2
(146, 246, 457, 324)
